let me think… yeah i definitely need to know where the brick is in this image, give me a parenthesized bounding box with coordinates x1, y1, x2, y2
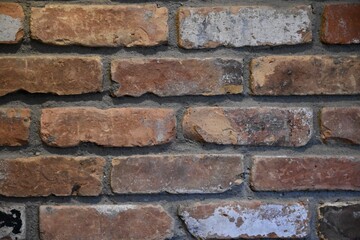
(31, 4, 168, 47)
(251, 156, 360, 191)
(182, 107, 313, 147)
(179, 201, 309, 239)
(111, 154, 243, 194)
(0, 205, 25, 240)
(0, 108, 30, 146)
(0, 156, 105, 197)
(250, 56, 360, 95)
(178, 5, 311, 49)
(111, 58, 243, 97)
(41, 107, 176, 147)
(321, 107, 360, 145)
(321, 4, 360, 44)
(40, 205, 174, 240)
(0, 3, 24, 44)
(0, 56, 102, 96)
(318, 202, 360, 240)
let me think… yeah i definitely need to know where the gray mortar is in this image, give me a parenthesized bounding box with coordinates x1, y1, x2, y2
(0, 0, 360, 239)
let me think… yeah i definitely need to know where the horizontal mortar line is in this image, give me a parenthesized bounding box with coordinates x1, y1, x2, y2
(1, 192, 360, 204)
(0, 95, 360, 105)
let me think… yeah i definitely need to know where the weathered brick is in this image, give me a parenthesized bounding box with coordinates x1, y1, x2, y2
(111, 154, 243, 194)
(178, 5, 312, 49)
(40, 205, 174, 240)
(31, 4, 168, 47)
(0, 205, 25, 240)
(0, 156, 105, 197)
(251, 156, 360, 191)
(321, 4, 360, 44)
(0, 3, 24, 44)
(250, 56, 360, 95)
(41, 107, 176, 147)
(0, 56, 102, 96)
(318, 202, 360, 240)
(321, 107, 360, 145)
(111, 58, 243, 97)
(0, 108, 30, 146)
(182, 107, 313, 147)
(179, 201, 309, 239)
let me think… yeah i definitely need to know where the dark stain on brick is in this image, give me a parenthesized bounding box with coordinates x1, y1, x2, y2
(71, 184, 81, 195)
(215, 58, 243, 86)
(318, 203, 360, 240)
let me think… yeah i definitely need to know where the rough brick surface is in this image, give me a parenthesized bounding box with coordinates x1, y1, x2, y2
(0, 56, 102, 96)
(0, 3, 24, 44)
(250, 56, 360, 95)
(31, 4, 168, 47)
(111, 58, 243, 97)
(111, 154, 243, 194)
(183, 107, 313, 146)
(321, 4, 360, 44)
(0, 108, 30, 146)
(41, 107, 176, 147)
(0, 156, 105, 197)
(179, 201, 309, 239)
(0, 205, 25, 240)
(321, 107, 360, 145)
(318, 203, 360, 240)
(251, 156, 360, 191)
(40, 205, 174, 240)
(178, 5, 312, 49)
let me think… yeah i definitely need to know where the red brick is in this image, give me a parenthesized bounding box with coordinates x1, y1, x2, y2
(251, 156, 360, 191)
(0, 56, 102, 96)
(111, 154, 243, 194)
(178, 5, 311, 49)
(31, 4, 168, 47)
(111, 58, 243, 97)
(182, 107, 313, 147)
(0, 156, 105, 197)
(321, 107, 360, 145)
(0, 108, 30, 146)
(179, 201, 309, 239)
(40, 205, 174, 240)
(321, 4, 360, 44)
(250, 56, 360, 95)
(0, 3, 24, 44)
(41, 107, 176, 147)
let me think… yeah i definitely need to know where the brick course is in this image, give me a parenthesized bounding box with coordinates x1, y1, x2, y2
(111, 154, 243, 194)
(0, 56, 103, 96)
(0, 156, 105, 197)
(31, 4, 168, 47)
(251, 156, 360, 191)
(178, 5, 312, 49)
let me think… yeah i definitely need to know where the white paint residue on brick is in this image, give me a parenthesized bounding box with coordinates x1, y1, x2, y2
(94, 205, 137, 216)
(0, 14, 21, 42)
(155, 120, 166, 142)
(293, 107, 313, 127)
(182, 204, 308, 238)
(180, 6, 311, 48)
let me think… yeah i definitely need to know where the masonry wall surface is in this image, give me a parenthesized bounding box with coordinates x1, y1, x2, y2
(0, 0, 359, 239)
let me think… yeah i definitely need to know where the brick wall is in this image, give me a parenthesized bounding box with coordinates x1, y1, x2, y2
(0, 0, 359, 239)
